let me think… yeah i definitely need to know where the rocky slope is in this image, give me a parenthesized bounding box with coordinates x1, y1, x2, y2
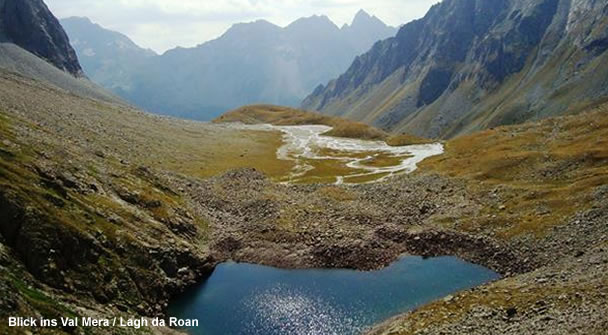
(302, 0, 608, 139)
(60, 11, 396, 120)
(0, 70, 214, 335)
(0, 43, 123, 104)
(0, 0, 82, 76)
(367, 101, 608, 335)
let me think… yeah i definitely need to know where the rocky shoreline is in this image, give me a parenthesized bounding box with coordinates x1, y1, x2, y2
(172, 168, 527, 273)
(168, 166, 607, 335)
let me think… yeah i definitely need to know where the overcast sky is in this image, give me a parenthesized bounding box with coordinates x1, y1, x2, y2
(45, 0, 440, 54)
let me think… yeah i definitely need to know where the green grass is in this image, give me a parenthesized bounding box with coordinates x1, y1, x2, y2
(214, 104, 439, 183)
(9, 274, 78, 320)
(359, 153, 411, 168)
(343, 172, 392, 184)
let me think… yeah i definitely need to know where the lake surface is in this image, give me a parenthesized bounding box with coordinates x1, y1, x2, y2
(168, 256, 499, 335)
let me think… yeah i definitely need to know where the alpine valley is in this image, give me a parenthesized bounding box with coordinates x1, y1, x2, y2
(1, 0, 607, 335)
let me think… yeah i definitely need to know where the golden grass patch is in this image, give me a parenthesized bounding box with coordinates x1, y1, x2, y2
(215, 104, 389, 141)
(386, 133, 435, 146)
(419, 104, 608, 239)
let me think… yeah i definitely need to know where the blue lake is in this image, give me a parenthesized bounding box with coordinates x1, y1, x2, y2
(168, 256, 499, 335)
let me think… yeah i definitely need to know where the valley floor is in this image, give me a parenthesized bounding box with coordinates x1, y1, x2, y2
(1, 68, 607, 334)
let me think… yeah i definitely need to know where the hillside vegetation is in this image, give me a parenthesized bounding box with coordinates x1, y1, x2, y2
(369, 100, 608, 335)
(420, 99, 608, 238)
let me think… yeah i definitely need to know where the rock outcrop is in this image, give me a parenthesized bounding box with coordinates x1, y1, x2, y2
(0, 0, 83, 76)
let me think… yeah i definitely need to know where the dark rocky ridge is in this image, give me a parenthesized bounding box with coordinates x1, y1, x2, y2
(302, 0, 608, 138)
(0, 0, 82, 76)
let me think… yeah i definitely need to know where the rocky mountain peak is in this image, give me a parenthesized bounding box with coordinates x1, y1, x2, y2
(60, 10, 396, 120)
(345, 9, 391, 31)
(221, 19, 281, 40)
(286, 14, 340, 33)
(0, 0, 83, 76)
(64, 16, 92, 24)
(61, 16, 156, 55)
(352, 9, 373, 24)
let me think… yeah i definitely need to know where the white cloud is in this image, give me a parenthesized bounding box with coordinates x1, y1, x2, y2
(45, 0, 440, 53)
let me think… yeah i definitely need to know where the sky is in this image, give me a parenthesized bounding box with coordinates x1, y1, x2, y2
(45, 0, 440, 54)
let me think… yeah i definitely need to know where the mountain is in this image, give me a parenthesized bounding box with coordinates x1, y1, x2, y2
(61, 12, 397, 120)
(0, 0, 82, 76)
(342, 9, 397, 52)
(302, 0, 608, 138)
(2, 0, 608, 333)
(0, 0, 123, 104)
(60, 17, 156, 92)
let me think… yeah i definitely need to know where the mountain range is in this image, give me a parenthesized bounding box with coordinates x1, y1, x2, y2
(303, 0, 608, 138)
(2, 1, 608, 335)
(61, 11, 396, 120)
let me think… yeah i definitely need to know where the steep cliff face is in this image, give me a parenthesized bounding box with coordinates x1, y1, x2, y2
(302, 0, 608, 138)
(0, 0, 82, 76)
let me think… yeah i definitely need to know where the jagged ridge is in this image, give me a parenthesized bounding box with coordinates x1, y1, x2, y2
(60, 11, 396, 120)
(302, 0, 608, 139)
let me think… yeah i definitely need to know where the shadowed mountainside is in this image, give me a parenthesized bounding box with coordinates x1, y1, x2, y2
(0, 0, 82, 76)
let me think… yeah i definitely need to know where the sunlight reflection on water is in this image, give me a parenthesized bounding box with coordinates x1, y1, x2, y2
(245, 285, 365, 335)
(168, 256, 500, 335)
